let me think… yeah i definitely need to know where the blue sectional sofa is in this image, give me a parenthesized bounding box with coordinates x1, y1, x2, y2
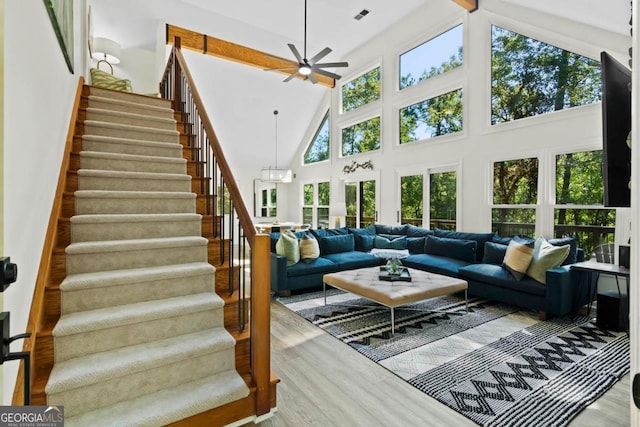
(270, 224, 588, 319)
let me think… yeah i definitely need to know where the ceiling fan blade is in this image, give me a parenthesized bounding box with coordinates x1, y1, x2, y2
(314, 62, 349, 69)
(313, 68, 342, 80)
(307, 73, 318, 84)
(283, 71, 300, 82)
(288, 43, 304, 63)
(308, 47, 332, 65)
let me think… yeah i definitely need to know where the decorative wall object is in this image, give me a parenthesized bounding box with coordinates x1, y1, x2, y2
(343, 160, 373, 174)
(44, 0, 74, 73)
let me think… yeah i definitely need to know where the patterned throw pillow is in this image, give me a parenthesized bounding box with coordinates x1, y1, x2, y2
(299, 234, 320, 263)
(503, 237, 535, 280)
(90, 68, 133, 92)
(276, 230, 300, 266)
(526, 237, 570, 284)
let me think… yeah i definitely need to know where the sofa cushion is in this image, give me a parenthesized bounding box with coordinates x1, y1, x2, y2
(492, 235, 514, 245)
(354, 234, 375, 252)
(406, 224, 433, 237)
(299, 234, 320, 263)
(526, 237, 570, 284)
(459, 264, 545, 296)
(503, 237, 535, 280)
(319, 234, 355, 255)
(286, 256, 338, 278)
(374, 224, 408, 235)
(270, 230, 307, 253)
(348, 225, 376, 236)
(323, 251, 383, 270)
(483, 242, 508, 265)
(310, 227, 349, 239)
(434, 229, 495, 262)
(548, 236, 578, 265)
(276, 230, 300, 266)
(407, 237, 426, 254)
(374, 235, 408, 250)
(403, 253, 472, 277)
(425, 235, 477, 263)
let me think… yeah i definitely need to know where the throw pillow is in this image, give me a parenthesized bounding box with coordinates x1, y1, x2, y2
(482, 241, 508, 265)
(425, 235, 477, 263)
(354, 234, 375, 252)
(503, 237, 535, 280)
(90, 68, 133, 92)
(299, 234, 320, 263)
(276, 230, 300, 266)
(526, 237, 570, 284)
(310, 227, 349, 239)
(374, 235, 408, 250)
(348, 225, 376, 236)
(547, 236, 578, 265)
(319, 234, 355, 255)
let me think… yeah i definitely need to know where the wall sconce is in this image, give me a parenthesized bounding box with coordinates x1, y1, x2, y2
(92, 37, 121, 74)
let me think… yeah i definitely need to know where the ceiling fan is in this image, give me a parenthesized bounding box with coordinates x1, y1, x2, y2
(266, 0, 349, 83)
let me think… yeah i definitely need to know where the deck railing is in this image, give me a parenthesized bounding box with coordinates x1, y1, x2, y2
(160, 39, 272, 416)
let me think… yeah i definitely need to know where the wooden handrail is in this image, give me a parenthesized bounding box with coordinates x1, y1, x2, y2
(172, 47, 257, 243)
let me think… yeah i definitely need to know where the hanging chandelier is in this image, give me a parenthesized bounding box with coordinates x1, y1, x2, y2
(261, 110, 292, 183)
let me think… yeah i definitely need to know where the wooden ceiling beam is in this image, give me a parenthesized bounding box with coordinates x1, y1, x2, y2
(452, 0, 478, 12)
(166, 24, 335, 88)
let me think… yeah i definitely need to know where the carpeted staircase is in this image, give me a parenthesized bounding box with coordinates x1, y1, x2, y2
(45, 87, 249, 426)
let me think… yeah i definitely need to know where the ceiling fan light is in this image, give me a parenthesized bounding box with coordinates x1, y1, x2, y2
(299, 65, 312, 75)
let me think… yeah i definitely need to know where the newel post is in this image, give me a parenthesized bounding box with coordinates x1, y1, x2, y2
(251, 234, 271, 416)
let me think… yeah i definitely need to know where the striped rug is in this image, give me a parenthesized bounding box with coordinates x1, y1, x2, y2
(279, 290, 629, 427)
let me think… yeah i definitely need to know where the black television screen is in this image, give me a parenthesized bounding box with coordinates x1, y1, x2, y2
(601, 51, 631, 207)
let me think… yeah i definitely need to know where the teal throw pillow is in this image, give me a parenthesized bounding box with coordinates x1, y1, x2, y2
(482, 242, 508, 265)
(355, 234, 375, 252)
(548, 236, 578, 265)
(526, 237, 570, 284)
(407, 237, 426, 254)
(374, 235, 407, 250)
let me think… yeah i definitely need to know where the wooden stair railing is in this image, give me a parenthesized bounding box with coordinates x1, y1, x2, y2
(160, 39, 276, 420)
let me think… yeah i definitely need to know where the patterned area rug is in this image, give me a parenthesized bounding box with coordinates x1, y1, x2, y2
(279, 290, 629, 427)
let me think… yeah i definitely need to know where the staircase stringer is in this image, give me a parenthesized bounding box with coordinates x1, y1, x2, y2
(12, 77, 85, 405)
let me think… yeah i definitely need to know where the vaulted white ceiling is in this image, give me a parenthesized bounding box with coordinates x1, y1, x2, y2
(89, 0, 629, 173)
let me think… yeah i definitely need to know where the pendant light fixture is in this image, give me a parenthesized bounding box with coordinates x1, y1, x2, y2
(261, 110, 292, 183)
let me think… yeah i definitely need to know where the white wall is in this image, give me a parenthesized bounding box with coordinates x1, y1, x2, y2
(4, 0, 86, 404)
(285, 0, 630, 243)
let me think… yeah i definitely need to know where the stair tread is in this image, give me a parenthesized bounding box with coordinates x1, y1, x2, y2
(87, 95, 174, 115)
(77, 169, 191, 181)
(46, 328, 234, 394)
(53, 292, 223, 337)
(63, 370, 249, 427)
(60, 262, 215, 292)
(65, 235, 208, 255)
(74, 190, 195, 199)
(85, 107, 177, 125)
(84, 119, 179, 136)
(79, 150, 187, 164)
(70, 213, 201, 224)
(82, 134, 182, 149)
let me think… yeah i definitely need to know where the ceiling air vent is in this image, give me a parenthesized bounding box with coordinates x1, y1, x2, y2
(354, 9, 370, 20)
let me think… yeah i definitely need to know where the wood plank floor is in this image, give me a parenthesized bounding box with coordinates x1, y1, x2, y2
(253, 301, 630, 427)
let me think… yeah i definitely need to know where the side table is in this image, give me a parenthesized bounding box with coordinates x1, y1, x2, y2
(570, 261, 630, 331)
